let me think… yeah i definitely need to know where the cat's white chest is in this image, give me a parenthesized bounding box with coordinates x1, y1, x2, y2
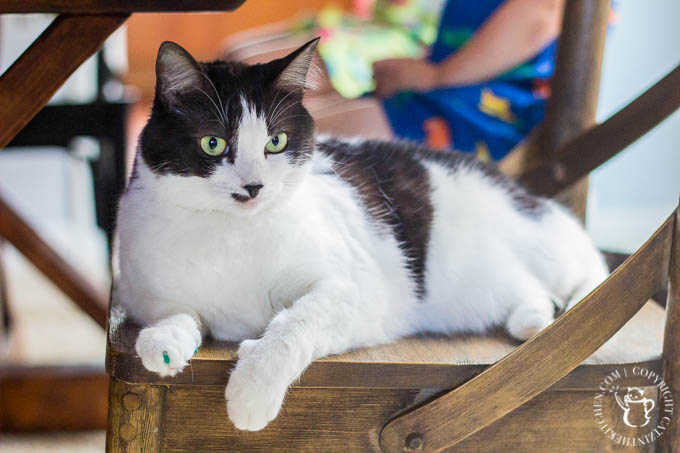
(118, 198, 320, 340)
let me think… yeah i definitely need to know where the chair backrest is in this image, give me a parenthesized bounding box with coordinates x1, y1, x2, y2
(380, 1, 680, 449)
(525, 0, 611, 219)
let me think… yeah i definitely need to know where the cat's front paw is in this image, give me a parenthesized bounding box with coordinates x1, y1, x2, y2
(225, 340, 288, 431)
(135, 314, 201, 377)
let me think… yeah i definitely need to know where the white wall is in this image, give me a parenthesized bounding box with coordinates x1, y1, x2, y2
(587, 0, 680, 252)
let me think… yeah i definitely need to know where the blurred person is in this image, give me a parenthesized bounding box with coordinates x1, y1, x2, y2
(313, 0, 567, 161)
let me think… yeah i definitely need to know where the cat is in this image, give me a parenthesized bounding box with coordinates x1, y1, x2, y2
(113, 38, 609, 431)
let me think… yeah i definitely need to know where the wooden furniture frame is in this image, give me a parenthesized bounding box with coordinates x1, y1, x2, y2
(105, 1, 680, 451)
(1, 0, 678, 449)
(0, 0, 245, 432)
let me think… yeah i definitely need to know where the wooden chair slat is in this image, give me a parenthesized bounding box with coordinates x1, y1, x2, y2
(380, 211, 676, 453)
(0, 14, 128, 150)
(0, 0, 245, 14)
(0, 365, 107, 431)
(0, 195, 108, 327)
(520, 64, 680, 197)
(659, 202, 680, 452)
(528, 0, 610, 219)
(537, 0, 610, 155)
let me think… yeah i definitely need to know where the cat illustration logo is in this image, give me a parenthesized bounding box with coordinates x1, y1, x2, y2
(614, 387, 655, 428)
(593, 367, 674, 447)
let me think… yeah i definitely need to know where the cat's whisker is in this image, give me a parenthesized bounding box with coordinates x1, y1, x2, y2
(194, 87, 226, 129)
(270, 100, 303, 125)
(271, 114, 308, 127)
(199, 72, 227, 125)
(269, 90, 297, 125)
(223, 95, 233, 125)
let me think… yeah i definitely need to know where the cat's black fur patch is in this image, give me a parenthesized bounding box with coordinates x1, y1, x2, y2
(140, 43, 315, 177)
(318, 138, 435, 297)
(317, 139, 548, 296)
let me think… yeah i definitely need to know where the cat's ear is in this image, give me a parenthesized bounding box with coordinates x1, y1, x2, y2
(273, 37, 320, 91)
(155, 41, 202, 104)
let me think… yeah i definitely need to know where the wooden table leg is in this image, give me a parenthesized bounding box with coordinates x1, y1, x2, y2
(0, 14, 127, 326)
(0, 14, 129, 149)
(0, 195, 108, 327)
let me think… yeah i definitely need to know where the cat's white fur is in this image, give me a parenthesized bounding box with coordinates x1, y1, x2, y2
(116, 100, 608, 431)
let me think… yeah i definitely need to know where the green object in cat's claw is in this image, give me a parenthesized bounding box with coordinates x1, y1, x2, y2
(162, 351, 170, 364)
(195, 348, 199, 354)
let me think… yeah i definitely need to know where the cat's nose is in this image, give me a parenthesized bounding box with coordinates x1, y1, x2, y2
(243, 183, 264, 199)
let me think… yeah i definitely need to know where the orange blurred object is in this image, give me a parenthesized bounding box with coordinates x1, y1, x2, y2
(125, 0, 352, 100)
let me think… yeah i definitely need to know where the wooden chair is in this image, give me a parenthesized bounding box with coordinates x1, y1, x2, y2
(104, 1, 680, 452)
(0, 0, 245, 433)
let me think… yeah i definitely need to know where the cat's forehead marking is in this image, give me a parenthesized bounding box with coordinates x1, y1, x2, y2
(235, 96, 269, 163)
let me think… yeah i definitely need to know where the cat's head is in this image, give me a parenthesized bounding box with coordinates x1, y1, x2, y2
(137, 39, 318, 215)
(625, 387, 645, 401)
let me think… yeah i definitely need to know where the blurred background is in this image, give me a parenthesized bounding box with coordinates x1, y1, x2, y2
(0, 0, 678, 450)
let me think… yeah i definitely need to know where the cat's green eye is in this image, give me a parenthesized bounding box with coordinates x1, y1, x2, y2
(200, 136, 228, 156)
(265, 132, 288, 153)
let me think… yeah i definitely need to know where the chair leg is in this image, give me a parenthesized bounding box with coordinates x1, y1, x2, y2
(0, 194, 108, 327)
(0, 239, 11, 356)
(659, 201, 680, 452)
(106, 378, 165, 453)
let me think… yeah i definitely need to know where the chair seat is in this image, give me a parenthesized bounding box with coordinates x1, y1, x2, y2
(106, 300, 665, 390)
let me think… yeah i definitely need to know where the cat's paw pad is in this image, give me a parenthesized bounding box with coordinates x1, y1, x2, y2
(225, 351, 286, 431)
(135, 321, 199, 377)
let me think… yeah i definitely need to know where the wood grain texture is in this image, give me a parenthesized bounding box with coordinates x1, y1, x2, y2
(658, 203, 680, 453)
(523, 0, 610, 218)
(538, 0, 610, 155)
(380, 212, 675, 453)
(520, 64, 680, 197)
(0, 365, 108, 431)
(0, 194, 108, 327)
(107, 300, 664, 390)
(0, 14, 128, 150)
(451, 388, 658, 453)
(111, 385, 655, 453)
(0, 0, 245, 13)
(106, 378, 164, 453)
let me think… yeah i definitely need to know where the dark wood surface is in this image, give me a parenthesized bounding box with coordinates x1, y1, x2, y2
(0, 365, 108, 431)
(106, 381, 656, 452)
(538, 0, 610, 155)
(0, 0, 246, 13)
(0, 195, 108, 327)
(107, 379, 164, 452)
(659, 203, 680, 453)
(0, 14, 128, 150)
(532, 0, 610, 219)
(520, 63, 680, 197)
(0, 240, 9, 346)
(380, 211, 675, 453)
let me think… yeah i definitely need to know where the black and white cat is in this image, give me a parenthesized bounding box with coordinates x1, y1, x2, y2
(114, 38, 608, 431)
